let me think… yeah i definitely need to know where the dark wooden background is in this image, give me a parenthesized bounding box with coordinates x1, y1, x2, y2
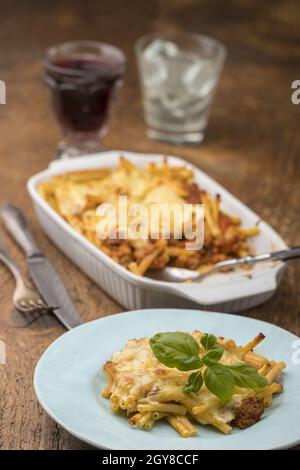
(0, 0, 299, 450)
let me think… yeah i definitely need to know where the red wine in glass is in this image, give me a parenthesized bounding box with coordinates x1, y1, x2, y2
(44, 41, 126, 158)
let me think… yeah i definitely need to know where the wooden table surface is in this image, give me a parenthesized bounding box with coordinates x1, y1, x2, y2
(0, 0, 299, 450)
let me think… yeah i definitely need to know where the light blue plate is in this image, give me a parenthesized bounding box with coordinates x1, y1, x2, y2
(34, 309, 300, 450)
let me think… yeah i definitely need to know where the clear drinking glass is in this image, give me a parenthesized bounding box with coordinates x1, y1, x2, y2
(44, 41, 126, 158)
(135, 32, 226, 144)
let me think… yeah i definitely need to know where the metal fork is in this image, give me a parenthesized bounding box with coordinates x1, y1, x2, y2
(0, 237, 49, 313)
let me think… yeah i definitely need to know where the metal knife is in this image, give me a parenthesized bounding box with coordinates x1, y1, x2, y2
(0, 203, 82, 330)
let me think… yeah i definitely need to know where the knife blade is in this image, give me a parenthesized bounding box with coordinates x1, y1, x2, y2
(27, 255, 82, 329)
(1, 203, 82, 329)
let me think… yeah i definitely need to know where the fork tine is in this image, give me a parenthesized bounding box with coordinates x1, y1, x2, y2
(18, 300, 31, 309)
(35, 301, 55, 312)
(16, 301, 52, 314)
(37, 299, 49, 308)
(36, 304, 51, 311)
(16, 303, 32, 312)
(29, 299, 50, 311)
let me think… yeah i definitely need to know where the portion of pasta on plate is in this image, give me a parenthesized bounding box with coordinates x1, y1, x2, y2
(38, 157, 259, 277)
(102, 330, 285, 437)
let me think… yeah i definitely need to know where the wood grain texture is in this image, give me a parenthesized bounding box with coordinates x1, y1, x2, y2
(0, 0, 299, 450)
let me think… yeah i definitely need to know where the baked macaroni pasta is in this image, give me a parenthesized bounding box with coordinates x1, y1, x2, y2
(102, 331, 285, 437)
(39, 157, 259, 276)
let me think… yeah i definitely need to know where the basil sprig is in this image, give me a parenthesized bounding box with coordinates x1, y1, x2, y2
(150, 332, 268, 401)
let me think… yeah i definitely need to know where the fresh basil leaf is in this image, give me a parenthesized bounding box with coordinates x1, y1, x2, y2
(187, 372, 199, 385)
(227, 363, 268, 388)
(183, 371, 203, 394)
(179, 355, 203, 371)
(204, 364, 235, 402)
(182, 384, 194, 394)
(150, 332, 202, 371)
(203, 346, 224, 366)
(200, 333, 217, 351)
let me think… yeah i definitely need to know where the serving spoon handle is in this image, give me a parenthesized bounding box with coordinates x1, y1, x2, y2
(148, 246, 300, 283)
(211, 246, 300, 271)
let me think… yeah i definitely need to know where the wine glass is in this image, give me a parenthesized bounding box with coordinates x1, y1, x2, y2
(44, 41, 126, 158)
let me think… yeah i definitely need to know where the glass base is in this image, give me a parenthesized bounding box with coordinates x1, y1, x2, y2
(147, 128, 205, 145)
(53, 139, 106, 159)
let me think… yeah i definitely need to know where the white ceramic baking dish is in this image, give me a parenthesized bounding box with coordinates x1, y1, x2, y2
(27, 151, 288, 313)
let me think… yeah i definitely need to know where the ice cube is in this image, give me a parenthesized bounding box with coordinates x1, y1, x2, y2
(183, 59, 219, 97)
(141, 57, 168, 87)
(141, 39, 178, 88)
(161, 91, 194, 116)
(143, 39, 178, 61)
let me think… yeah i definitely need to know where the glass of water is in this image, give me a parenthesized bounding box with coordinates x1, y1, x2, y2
(135, 32, 226, 144)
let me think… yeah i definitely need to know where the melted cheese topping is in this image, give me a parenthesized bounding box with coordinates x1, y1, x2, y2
(104, 331, 244, 426)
